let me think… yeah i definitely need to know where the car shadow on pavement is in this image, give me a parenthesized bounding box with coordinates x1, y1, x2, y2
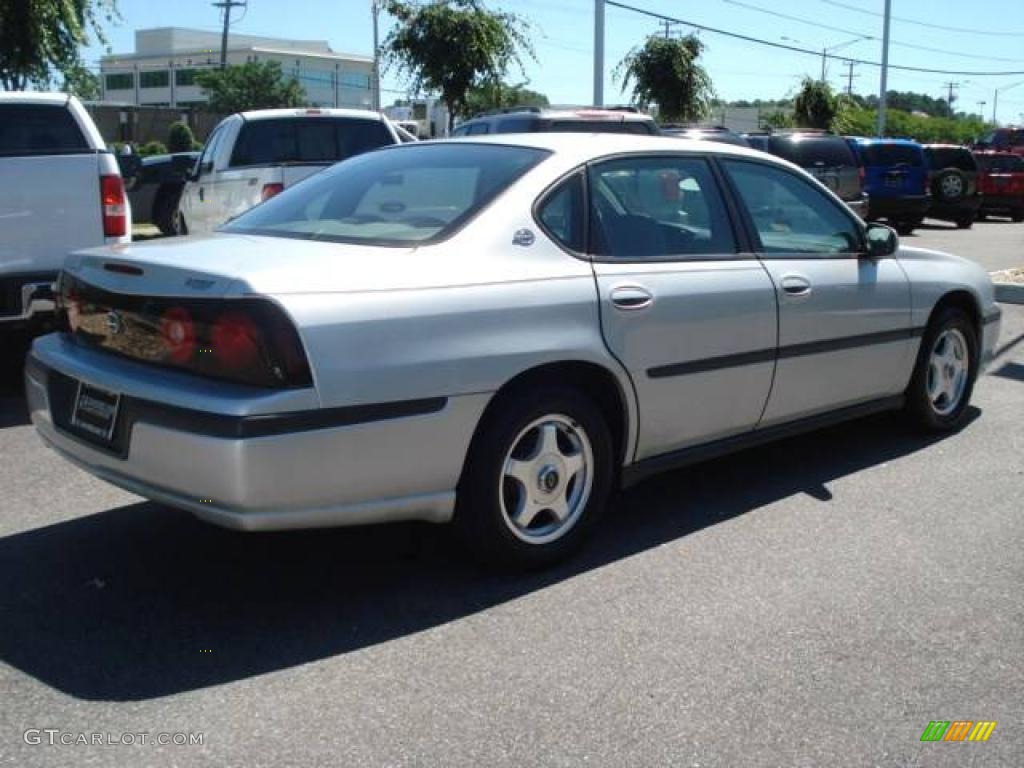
(0, 337, 30, 427)
(0, 407, 977, 702)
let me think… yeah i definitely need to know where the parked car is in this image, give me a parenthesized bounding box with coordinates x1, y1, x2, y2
(178, 108, 402, 235)
(974, 151, 1024, 222)
(451, 106, 660, 136)
(974, 127, 1024, 157)
(0, 92, 130, 337)
(743, 131, 770, 152)
(660, 124, 750, 147)
(27, 135, 1000, 567)
(921, 144, 981, 228)
(126, 151, 200, 235)
(755, 130, 867, 219)
(846, 137, 929, 235)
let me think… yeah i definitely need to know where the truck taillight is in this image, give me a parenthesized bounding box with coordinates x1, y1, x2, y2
(100, 174, 127, 237)
(261, 183, 284, 202)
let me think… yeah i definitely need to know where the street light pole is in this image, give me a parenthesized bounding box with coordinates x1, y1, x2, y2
(371, 0, 381, 112)
(877, 0, 892, 136)
(594, 0, 605, 106)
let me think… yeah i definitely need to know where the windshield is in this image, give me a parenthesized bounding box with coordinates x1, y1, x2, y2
(224, 143, 549, 245)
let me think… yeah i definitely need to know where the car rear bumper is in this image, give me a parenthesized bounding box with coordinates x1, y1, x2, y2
(0, 272, 57, 327)
(929, 195, 982, 219)
(25, 336, 490, 530)
(979, 193, 1024, 211)
(866, 195, 931, 220)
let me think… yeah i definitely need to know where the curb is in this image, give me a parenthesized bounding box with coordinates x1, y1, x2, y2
(994, 282, 1024, 305)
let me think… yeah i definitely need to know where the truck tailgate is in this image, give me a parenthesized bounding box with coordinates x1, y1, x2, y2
(0, 154, 104, 275)
(282, 164, 331, 188)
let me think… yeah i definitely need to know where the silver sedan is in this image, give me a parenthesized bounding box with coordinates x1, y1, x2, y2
(26, 134, 1002, 567)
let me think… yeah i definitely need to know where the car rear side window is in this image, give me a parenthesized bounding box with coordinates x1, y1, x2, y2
(722, 159, 862, 256)
(229, 117, 393, 167)
(977, 154, 1024, 172)
(859, 144, 923, 167)
(588, 155, 736, 260)
(224, 143, 549, 245)
(0, 104, 89, 156)
(537, 172, 585, 252)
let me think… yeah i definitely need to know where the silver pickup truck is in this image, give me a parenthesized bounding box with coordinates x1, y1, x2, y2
(0, 93, 131, 337)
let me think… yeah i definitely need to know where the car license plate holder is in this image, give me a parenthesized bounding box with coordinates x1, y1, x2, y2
(71, 381, 122, 446)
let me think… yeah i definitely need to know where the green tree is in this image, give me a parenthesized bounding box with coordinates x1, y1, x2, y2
(60, 61, 100, 100)
(793, 77, 837, 129)
(383, 0, 534, 129)
(615, 35, 714, 123)
(194, 61, 304, 114)
(138, 140, 167, 156)
(166, 121, 196, 153)
(463, 80, 548, 116)
(0, 0, 118, 90)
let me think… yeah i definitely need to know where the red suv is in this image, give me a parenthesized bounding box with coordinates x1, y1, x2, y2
(975, 151, 1024, 222)
(974, 127, 1024, 157)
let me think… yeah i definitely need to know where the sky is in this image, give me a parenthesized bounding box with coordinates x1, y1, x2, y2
(82, 0, 1024, 124)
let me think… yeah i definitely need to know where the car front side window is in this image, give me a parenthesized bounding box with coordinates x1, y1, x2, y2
(587, 155, 736, 260)
(722, 159, 862, 256)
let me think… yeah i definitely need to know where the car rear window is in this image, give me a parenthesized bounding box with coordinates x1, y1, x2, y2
(544, 119, 657, 135)
(858, 143, 923, 167)
(925, 147, 977, 172)
(229, 117, 394, 167)
(975, 154, 1024, 172)
(224, 143, 549, 246)
(0, 104, 89, 156)
(770, 137, 855, 168)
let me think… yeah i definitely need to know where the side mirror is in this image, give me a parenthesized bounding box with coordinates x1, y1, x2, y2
(865, 222, 898, 258)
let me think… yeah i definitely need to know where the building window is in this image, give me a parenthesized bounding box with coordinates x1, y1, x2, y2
(140, 70, 169, 88)
(175, 68, 198, 86)
(105, 72, 134, 90)
(340, 73, 370, 90)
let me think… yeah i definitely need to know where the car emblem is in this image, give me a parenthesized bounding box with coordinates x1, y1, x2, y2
(513, 228, 535, 247)
(105, 310, 124, 336)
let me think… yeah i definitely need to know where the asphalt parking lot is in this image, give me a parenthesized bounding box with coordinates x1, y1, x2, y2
(1, 223, 1022, 767)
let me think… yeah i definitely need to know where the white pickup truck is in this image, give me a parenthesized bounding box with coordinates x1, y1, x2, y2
(178, 108, 402, 235)
(0, 93, 130, 336)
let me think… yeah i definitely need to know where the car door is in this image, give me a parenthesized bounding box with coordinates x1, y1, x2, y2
(584, 154, 778, 460)
(181, 121, 228, 234)
(719, 158, 913, 426)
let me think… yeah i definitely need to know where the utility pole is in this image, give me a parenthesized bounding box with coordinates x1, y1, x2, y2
(212, 0, 247, 69)
(593, 0, 604, 107)
(844, 60, 858, 96)
(943, 81, 960, 118)
(821, 48, 827, 82)
(371, 0, 382, 111)
(876, 0, 892, 136)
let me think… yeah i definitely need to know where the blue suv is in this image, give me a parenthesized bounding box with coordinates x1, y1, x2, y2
(846, 138, 929, 235)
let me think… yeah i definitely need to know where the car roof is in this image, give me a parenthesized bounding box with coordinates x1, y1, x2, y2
(238, 107, 386, 122)
(0, 91, 73, 106)
(466, 107, 654, 123)
(425, 132, 768, 165)
(849, 136, 921, 146)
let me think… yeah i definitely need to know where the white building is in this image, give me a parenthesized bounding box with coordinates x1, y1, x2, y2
(100, 28, 373, 109)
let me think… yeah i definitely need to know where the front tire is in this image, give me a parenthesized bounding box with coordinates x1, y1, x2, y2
(903, 307, 978, 432)
(455, 387, 613, 568)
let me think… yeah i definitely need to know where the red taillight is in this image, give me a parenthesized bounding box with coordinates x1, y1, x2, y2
(100, 174, 127, 237)
(211, 311, 261, 369)
(160, 307, 196, 364)
(261, 183, 284, 202)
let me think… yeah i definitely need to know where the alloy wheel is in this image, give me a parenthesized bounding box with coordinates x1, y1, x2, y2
(927, 328, 968, 416)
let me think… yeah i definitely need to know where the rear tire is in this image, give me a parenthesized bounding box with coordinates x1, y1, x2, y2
(454, 386, 613, 569)
(956, 215, 975, 229)
(903, 307, 978, 432)
(153, 184, 186, 236)
(1012, 208, 1024, 223)
(894, 220, 916, 236)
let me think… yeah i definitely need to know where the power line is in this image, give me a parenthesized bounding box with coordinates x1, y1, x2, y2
(720, 0, 1024, 64)
(604, 0, 1024, 76)
(810, 0, 1024, 37)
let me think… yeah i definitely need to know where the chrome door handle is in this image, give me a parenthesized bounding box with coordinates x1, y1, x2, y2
(610, 285, 654, 311)
(781, 274, 812, 297)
